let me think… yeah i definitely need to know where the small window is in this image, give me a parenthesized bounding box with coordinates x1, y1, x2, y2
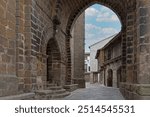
(107, 48, 111, 60)
(88, 66, 90, 71)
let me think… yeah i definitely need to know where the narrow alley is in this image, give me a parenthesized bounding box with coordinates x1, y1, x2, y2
(63, 83, 124, 100)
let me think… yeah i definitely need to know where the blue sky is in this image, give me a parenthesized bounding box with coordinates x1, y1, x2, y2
(85, 4, 121, 52)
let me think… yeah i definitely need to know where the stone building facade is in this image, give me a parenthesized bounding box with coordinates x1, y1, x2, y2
(96, 33, 122, 88)
(89, 35, 115, 84)
(0, 0, 150, 100)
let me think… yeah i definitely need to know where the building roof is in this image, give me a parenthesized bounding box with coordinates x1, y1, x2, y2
(95, 32, 121, 59)
(102, 32, 121, 49)
(89, 34, 117, 49)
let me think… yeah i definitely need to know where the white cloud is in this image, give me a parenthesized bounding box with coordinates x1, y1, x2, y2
(100, 6, 111, 12)
(101, 27, 118, 35)
(86, 33, 95, 39)
(85, 7, 99, 17)
(96, 12, 119, 22)
(85, 24, 118, 36)
(96, 6, 120, 22)
(85, 5, 120, 23)
(85, 24, 100, 32)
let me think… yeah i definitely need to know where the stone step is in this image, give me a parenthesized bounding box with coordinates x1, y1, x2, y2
(0, 93, 35, 100)
(35, 89, 70, 100)
(47, 84, 57, 87)
(47, 86, 62, 90)
(52, 91, 70, 99)
(35, 90, 53, 100)
(35, 90, 53, 95)
(64, 84, 78, 92)
(53, 89, 66, 94)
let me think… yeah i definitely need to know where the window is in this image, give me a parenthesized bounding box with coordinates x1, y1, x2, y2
(88, 66, 90, 72)
(85, 64, 87, 72)
(107, 48, 111, 60)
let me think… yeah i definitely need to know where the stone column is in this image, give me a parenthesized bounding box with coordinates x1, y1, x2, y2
(65, 34, 72, 85)
(16, 0, 26, 93)
(121, 29, 127, 83)
(71, 13, 85, 88)
(24, 0, 37, 92)
(135, 0, 150, 99)
(126, 1, 136, 83)
(120, 0, 138, 99)
(121, 0, 150, 99)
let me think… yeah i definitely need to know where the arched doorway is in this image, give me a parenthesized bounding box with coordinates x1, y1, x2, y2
(107, 69, 113, 87)
(46, 38, 61, 86)
(117, 67, 122, 88)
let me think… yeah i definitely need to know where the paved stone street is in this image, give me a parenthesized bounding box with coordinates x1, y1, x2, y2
(63, 83, 124, 100)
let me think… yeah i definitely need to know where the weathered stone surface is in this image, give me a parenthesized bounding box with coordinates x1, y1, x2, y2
(64, 84, 78, 92)
(73, 79, 85, 88)
(0, 93, 35, 100)
(0, 76, 18, 97)
(120, 83, 150, 100)
(0, 0, 149, 100)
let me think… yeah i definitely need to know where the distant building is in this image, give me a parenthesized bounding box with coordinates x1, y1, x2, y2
(84, 52, 90, 73)
(95, 33, 122, 88)
(84, 52, 90, 82)
(89, 35, 116, 83)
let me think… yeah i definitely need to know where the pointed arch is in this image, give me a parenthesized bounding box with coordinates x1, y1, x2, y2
(46, 38, 61, 85)
(66, 0, 126, 33)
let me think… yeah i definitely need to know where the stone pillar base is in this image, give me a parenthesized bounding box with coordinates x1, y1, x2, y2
(72, 78, 85, 88)
(0, 76, 18, 97)
(64, 84, 78, 92)
(120, 82, 150, 100)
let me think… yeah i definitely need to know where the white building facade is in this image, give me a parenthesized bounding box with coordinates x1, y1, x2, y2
(84, 53, 90, 73)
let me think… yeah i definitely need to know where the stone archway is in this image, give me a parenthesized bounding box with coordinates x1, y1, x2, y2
(65, 0, 128, 88)
(107, 69, 113, 87)
(46, 38, 61, 86)
(63, 0, 144, 99)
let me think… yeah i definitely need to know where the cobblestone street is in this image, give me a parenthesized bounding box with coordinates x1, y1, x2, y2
(63, 83, 124, 100)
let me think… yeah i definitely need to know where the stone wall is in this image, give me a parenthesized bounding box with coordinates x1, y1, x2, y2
(137, 0, 150, 84)
(24, 0, 68, 91)
(0, 0, 68, 97)
(0, 0, 18, 96)
(84, 73, 90, 82)
(120, 0, 150, 99)
(22, 0, 54, 92)
(104, 60, 122, 88)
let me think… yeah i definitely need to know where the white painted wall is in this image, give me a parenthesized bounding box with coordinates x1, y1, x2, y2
(84, 54, 90, 72)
